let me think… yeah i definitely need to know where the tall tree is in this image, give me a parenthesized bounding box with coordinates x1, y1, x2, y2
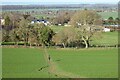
(115, 17, 120, 25)
(27, 28, 38, 47)
(17, 17, 29, 46)
(31, 23, 54, 47)
(70, 10, 102, 48)
(52, 27, 78, 48)
(2, 29, 8, 42)
(70, 10, 101, 27)
(5, 15, 11, 26)
(40, 27, 54, 46)
(9, 28, 20, 45)
(52, 11, 72, 25)
(108, 17, 114, 25)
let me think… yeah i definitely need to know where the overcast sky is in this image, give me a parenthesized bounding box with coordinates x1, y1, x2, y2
(1, 0, 120, 4)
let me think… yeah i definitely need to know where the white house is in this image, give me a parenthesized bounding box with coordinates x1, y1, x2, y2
(0, 18, 5, 25)
(31, 19, 50, 26)
(103, 28, 110, 32)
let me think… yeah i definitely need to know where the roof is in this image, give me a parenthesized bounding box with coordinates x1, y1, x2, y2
(32, 19, 48, 22)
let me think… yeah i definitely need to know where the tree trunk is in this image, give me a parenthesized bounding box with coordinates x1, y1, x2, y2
(62, 43, 66, 48)
(30, 43, 32, 48)
(83, 40, 89, 49)
(86, 40, 90, 48)
(24, 40, 26, 47)
(15, 41, 18, 48)
(84, 40, 88, 48)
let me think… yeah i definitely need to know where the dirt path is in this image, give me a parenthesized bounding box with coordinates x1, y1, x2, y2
(43, 47, 81, 78)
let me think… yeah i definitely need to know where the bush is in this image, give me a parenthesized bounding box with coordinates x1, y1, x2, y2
(2, 42, 25, 45)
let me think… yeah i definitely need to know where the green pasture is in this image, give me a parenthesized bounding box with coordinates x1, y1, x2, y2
(98, 12, 118, 19)
(2, 48, 50, 78)
(3, 8, 118, 20)
(32, 11, 118, 20)
(33, 11, 118, 20)
(2, 48, 118, 78)
(50, 25, 66, 32)
(50, 25, 118, 46)
(90, 31, 118, 46)
(48, 48, 118, 78)
(32, 14, 46, 19)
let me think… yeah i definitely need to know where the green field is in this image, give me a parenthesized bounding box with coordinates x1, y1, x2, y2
(98, 12, 118, 19)
(2, 48, 118, 78)
(33, 11, 118, 20)
(50, 25, 66, 32)
(90, 31, 118, 46)
(49, 48, 118, 78)
(3, 8, 118, 20)
(32, 11, 118, 20)
(2, 48, 49, 78)
(50, 25, 118, 46)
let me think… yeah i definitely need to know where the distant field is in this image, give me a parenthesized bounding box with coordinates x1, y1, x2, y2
(2, 8, 82, 12)
(98, 12, 118, 19)
(33, 11, 118, 20)
(90, 31, 118, 46)
(32, 14, 46, 19)
(3, 48, 118, 78)
(50, 25, 66, 32)
(50, 26, 118, 46)
(3, 8, 118, 20)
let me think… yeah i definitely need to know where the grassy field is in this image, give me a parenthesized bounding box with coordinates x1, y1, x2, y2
(50, 25, 66, 32)
(48, 48, 118, 78)
(3, 8, 118, 19)
(2, 48, 118, 78)
(50, 25, 118, 46)
(33, 11, 118, 20)
(98, 12, 118, 19)
(32, 11, 118, 20)
(2, 48, 50, 78)
(90, 31, 118, 46)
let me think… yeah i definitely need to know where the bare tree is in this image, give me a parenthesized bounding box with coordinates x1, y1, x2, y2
(52, 27, 78, 48)
(70, 10, 102, 48)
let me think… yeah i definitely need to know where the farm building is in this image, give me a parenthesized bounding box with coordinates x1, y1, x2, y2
(103, 28, 110, 32)
(31, 19, 50, 26)
(103, 24, 120, 31)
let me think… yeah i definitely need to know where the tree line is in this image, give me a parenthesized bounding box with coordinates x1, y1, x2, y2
(1, 10, 116, 48)
(103, 17, 120, 25)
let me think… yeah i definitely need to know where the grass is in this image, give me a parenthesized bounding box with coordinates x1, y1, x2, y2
(33, 11, 118, 20)
(50, 25, 66, 32)
(50, 25, 118, 46)
(98, 12, 118, 19)
(3, 8, 118, 20)
(90, 31, 118, 46)
(2, 48, 50, 78)
(0, 47, 2, 78)
(2, 47, 118, 78)
(48, 48, 118, 78)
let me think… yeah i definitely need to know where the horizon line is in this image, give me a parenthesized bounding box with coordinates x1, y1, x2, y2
(1, 2, 118, 5)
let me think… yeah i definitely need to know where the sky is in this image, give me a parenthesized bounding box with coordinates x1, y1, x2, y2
(1, 0, 120, 4)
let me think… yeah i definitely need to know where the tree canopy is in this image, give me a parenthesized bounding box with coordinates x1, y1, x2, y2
(70, 10, 101, 27)
(70, 10, 102, 48)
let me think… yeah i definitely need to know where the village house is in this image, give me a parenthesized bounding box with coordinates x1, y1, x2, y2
(103, 24, 120, 31)
(31, 19, 50, 26)
(103, 28, 111, 32)
(0, 18, 5, 25)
